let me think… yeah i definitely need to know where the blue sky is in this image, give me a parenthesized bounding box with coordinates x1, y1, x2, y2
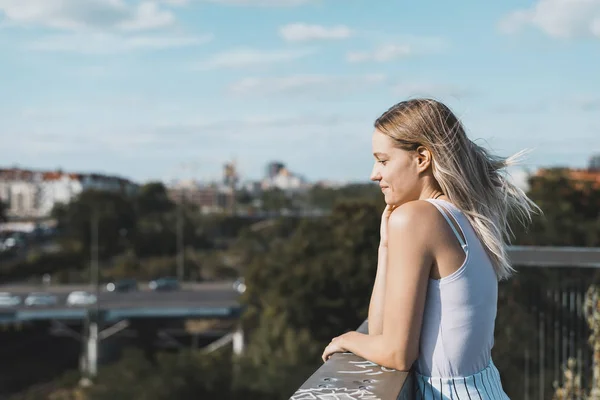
(1, 0, 599, 185)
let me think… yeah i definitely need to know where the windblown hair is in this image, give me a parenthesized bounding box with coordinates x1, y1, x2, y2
(374, 98, 540, 280)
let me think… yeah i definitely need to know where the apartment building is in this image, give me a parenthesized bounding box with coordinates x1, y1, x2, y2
(0, 168, 138, 219)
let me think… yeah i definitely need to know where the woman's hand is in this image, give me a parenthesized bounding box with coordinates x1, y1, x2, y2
(321, 335, 349, 362)
(380, 204, 397, 248)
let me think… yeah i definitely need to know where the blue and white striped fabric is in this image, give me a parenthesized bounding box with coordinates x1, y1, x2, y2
(414, 360, 510, 399)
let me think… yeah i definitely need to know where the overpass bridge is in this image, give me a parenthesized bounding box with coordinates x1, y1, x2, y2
(0, 281, 243, 379)
(0, 281, 242, 323)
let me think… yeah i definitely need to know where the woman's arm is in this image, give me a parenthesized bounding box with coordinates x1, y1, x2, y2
(367, 205, 396, 335)
(367, 245, 388, 335)
(330, 202, 433, 370)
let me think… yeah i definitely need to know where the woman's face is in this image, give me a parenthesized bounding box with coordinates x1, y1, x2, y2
(370, 129, 421, 206)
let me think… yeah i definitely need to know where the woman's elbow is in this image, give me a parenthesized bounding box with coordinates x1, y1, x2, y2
(385, 349, 417, 372)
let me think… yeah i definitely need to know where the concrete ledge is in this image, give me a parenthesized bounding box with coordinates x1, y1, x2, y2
(290, 320, 414, 400)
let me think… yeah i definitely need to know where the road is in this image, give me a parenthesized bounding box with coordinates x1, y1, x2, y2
(0, 281, 234, 293)
(0, 281, 240, 311)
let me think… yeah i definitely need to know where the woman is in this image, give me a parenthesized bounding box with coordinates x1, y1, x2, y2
(321, 98, 539, 399)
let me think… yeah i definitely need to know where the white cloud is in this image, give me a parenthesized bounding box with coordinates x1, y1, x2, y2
(0, 0, 175, 32)
(197, 0, 315, 6)
(118, 2, 175, 31)
(394, 83, 475, 99)
(347, 44, 411, 63)
(159, 0, 190, 5)
(27, 32, 212, 54)
(279, 23, 352, 42)
(152, 114, 362, 142)
(498, 0, 600, 39)
(195, 47, 314, 69)
(568, 95, 600, 110)
(228, 74, 386, 96)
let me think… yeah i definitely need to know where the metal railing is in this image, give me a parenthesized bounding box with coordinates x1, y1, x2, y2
(500, 246, 600, 400)
(291, 246, 600, 400)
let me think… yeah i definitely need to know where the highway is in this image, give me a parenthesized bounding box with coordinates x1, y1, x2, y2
(0, 281, 240, 312)
(0, 281, 234, 293)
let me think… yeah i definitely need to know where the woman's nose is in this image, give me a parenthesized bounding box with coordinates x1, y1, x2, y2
(370, 168, 380, 182)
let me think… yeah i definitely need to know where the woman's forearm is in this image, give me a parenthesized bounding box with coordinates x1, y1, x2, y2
(339, 331, 410, 371)
(368, 246, 388, 335)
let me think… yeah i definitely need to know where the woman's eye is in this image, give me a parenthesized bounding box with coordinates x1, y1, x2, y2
(378, 160, 387, 165)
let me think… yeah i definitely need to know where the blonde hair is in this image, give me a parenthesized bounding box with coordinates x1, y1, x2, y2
(374, 98, 540, 280)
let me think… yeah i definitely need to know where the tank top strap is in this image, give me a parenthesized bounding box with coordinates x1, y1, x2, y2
(424, 199, 469, 252)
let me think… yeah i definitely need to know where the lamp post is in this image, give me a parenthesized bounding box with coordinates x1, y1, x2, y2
(176, 189, 184, 282)
(91, 209, 99, 301)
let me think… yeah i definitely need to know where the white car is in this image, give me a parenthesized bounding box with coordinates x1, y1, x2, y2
(0, 292, 21, 307)
(25, 292, 58, 307)
(66, 291, 97, 306)
(233, 278, 246, 294)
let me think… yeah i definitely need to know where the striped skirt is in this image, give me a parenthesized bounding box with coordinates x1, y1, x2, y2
(414, 360, 510, 399)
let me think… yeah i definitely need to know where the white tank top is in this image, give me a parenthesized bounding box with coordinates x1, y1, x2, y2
(415, 199, 499, 378)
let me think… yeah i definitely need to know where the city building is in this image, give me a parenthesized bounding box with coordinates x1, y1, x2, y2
(0, 167, 138, 219)
(167, 180, 231, 214)
(261, 162, 308, 192)
(590, 154, 600, 171)
(535, 167, 600, 190)
(265, 162, 285, 180)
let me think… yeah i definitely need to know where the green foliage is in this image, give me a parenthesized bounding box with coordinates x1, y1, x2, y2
(305, 183, 383, 210)
(232, 199, 382, 398)
(81, 348, 234, 400)
(234, 312, 322, 400)
(56, 190, 136, 260)
(260, 188, 293, 211)
(0, 250, 84, 281)
(134, 182, 174, 217)
(511, 169, 600, 247)
(0, 199, 7, 222)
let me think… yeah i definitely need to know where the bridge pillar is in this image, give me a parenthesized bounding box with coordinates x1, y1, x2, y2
(86, 322, 99, 377)
(232, 323, 244, 355)
(80, 310, 103, 379)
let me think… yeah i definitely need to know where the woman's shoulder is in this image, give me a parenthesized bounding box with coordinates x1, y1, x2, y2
(388, 200, 444, 235)
(389, 199, 443, 224)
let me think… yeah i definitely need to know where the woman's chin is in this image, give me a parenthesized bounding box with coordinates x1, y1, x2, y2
(383, 196, 398, 206)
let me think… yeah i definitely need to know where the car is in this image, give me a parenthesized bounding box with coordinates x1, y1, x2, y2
(149, 277, 180, 291)
(24, 292, 58, 307)
(106, 279, 138, 293)
(233, 278, 246, 294)
(0, 292, 21, 307)
(66, 291, 97, 306)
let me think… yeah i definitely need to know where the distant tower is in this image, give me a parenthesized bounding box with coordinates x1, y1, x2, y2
(590, 154, 600, 171)
(223, 161, 239, 214)
(265, 162, 285, 179)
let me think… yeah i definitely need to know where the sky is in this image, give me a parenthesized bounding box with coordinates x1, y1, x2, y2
(1, 0, 599, 185)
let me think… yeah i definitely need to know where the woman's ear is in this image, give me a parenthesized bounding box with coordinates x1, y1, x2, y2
(415, 146, 432, 173)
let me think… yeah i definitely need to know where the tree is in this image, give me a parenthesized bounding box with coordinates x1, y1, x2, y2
(306, 183, 382, 210)
(232, 199, 382, 398)
(260, 188, 293, 211)
(134, 182, 174, 218)
(511, 168, 600, 247)
(0, 199, 7, 222)
(58, 189, 137, 260)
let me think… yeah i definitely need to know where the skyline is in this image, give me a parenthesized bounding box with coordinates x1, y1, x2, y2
(1, 0, 599, 184)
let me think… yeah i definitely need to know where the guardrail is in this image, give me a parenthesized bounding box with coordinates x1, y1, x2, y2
(289, 320, 414, 400)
